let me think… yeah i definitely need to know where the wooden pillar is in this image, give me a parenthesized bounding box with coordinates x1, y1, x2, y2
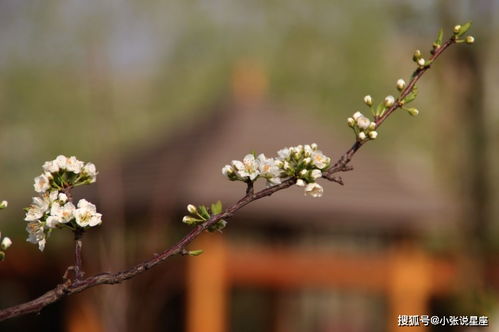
(387, 244, 431, 331)
(186, 234, 228, 332)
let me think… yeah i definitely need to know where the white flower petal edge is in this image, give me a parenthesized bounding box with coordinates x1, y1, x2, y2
(304, 183, 324, 198)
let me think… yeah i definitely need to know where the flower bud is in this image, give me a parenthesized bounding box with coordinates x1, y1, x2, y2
(358, 132, 367, 140)
(0, 200, 7, 209)
(368, 131, 378, 139)
(311, 143, 318, 150)
(182, 215, 199, 225)
(347, 117, 355, 127)
(384, 95, 395, 107)
(352, 111, 362, 120)
(58, 193, 68, 203)
(296, 179, 306, 187)
(407, 108, 419, 116)
(300, 169, 307, 176)
(453, 25, 461, 34)
(368, 122, 376, 131)
(417, 58, 426, 67)
(465, 36, 475, 44)
(187, 204, 197, 214)
(1, 237, 12, 250)
(363, 95, 373, 106)
(222, 165, 233, 176)
(396, 79, 406, 91)
(413, 49, 422, 60)
(303, 157, 312, 164)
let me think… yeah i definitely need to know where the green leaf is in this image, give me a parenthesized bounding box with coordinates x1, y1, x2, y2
(210, 200, 223, 215)
(403, 87, 418, 104)
(187, 249, 204, 256)
(375, 102, 385, 116)
(198, 205, 210, 220)
(435, 28, 443, 46)
(457, 22, 472, 37)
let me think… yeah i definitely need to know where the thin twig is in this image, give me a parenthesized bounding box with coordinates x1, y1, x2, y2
(73, 229, 83, 280)
(0, 35, 459, 322)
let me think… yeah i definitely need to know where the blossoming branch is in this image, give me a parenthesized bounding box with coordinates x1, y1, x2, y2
(0, 22, 475, 321)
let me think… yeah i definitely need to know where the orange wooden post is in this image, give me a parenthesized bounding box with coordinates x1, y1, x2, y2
(186, 234, 228, 332)
(387, 244, 432, 332)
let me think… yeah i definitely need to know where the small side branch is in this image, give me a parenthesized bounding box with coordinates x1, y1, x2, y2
(73, 229, 84, 280)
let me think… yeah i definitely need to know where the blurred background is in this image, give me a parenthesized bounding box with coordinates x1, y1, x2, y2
(0, 0, 498, 331)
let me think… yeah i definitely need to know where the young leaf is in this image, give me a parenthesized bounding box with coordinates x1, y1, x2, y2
(403, 87, 418, 104)
(198, 205, 210, 220)
(210, 200, 223, 215)
(435, 28, 443, 46)
(457, 22, 472, 37)
(187, 249, 204, 256)
(375, 102, 385, 116)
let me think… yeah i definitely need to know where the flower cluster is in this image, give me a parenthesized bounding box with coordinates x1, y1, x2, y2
(347, 111, 378, 142)
(34, 155, 97, 193)
(222, 144, 331, 197)
(25, 156, 101, 251)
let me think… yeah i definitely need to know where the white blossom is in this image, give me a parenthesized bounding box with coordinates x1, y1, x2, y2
(257, 154, 281, 185)
(74, 199, 102, 227)
(1, 237, 12, 250)
(311, 169, 322, 180)
(83, 162, 97, 182)
(46, 215, 62, 228)
(48, 190, 58, 202)
(304, 182, 324, 198)
(311, 150, 330, 170)
(33, 174, 51, 193)
(417, 58, 425, 67)
(0, 200, 7, 209)
(277, 147, 291, 160)
(232, 154, 260, 181)
(55, 155, 68, 169)
(356, 115, 371, 130)
(26, 221, 46, 251)
(42, 160, 59, 173)
(353, 111, 363, 120)
(66, 156, 84, 174)
(25, 196, 49, 221)
(49, 201, 76, 226)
